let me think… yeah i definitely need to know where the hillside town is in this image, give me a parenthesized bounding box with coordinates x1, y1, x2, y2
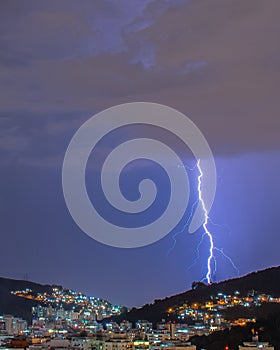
(11, 286, 124, 321)
(0, 288, 278, 349)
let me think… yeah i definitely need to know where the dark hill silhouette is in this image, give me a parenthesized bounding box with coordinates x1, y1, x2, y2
(110, 266, 280, 324)
(190, 312, 280, 350)
(1, 266, 280, 326)
(0, 277, 54, 323)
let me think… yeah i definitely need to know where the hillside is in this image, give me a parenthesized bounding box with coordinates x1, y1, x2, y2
(1, 266, 280, 326)
(111, 266, 280, 324)
(0, 277, 54, 323)
(0, 277, 123, 324)
(190, 313, 280, 350)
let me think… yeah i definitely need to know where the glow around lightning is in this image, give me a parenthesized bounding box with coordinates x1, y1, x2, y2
(197, 159, 214, 284)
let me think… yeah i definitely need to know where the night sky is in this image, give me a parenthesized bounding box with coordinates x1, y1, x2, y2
(0, 0, 280, 307)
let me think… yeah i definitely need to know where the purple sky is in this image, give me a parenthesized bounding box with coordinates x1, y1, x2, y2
(0, 0, 280, 307)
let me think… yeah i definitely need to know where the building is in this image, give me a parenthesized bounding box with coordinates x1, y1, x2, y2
(150, 342, 196, 350)
(104, 339, 134, 350)
(239, 335, 274, 350)
(146, 331, 169, 343)
(2, 315, 27, 335)
(120, 321, 132, 331)
(239, 342, 274, 349)
(44, 338, 71, 349)
(135, 321, 153, 332)
(71, 337, 104, 350)
(169, 324, 175, 339)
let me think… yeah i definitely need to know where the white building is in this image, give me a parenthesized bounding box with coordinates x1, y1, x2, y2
(104, 339, 134, 350)
(71, 337, 103, 350)
(44, 338, 71, 349)
(146, 331, 169, 342)
(135, 321, 153, 332)
(239, 342, 274, 349)
(150, 342, 196, 350)
(239, 334, 274, 349)
(2, 315, 27, 335)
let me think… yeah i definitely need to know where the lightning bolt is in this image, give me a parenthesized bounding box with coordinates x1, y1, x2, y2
(167, 159, 239, 283)
(214, 247, 239, 275)
(166, 162, 198, 257)
(197, 159, 239, 283)
(166, 198, 198, 257)
(197, 159, 214, 284)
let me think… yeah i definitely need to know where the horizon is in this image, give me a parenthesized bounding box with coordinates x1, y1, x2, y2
(1, 264, 280, 308)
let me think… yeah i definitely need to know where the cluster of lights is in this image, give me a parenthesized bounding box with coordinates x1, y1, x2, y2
(11, 287, 123, 319)
(170, 290, 280, 331)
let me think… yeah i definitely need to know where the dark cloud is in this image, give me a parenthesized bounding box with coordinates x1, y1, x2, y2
(0, 0, 279, 162)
